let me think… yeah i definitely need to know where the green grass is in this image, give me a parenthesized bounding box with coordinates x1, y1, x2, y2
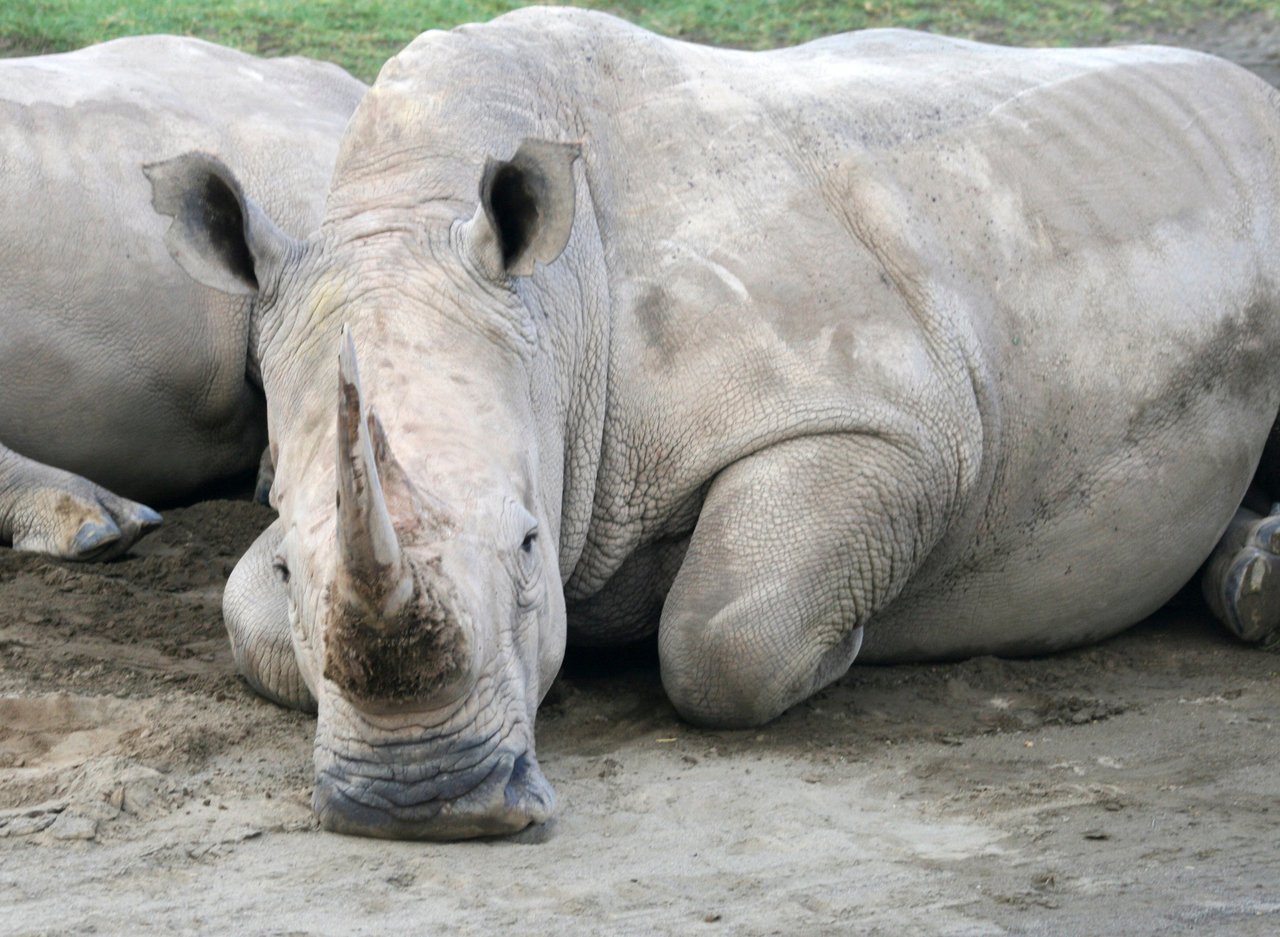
(1, 0, 1275, 81)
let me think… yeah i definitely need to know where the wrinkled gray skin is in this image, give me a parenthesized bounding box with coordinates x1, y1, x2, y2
(151, 9, 1280, 839)
(0, 37, 365, 560)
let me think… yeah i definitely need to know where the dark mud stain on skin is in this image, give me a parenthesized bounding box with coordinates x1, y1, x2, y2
(322, 560, 471, 704)
(1125, 296, 1279, 446)
(634, 283, 681, 362)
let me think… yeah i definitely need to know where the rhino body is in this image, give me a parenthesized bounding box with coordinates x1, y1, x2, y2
(153, 9, 1280, 838)
(0, 36, 365, 558)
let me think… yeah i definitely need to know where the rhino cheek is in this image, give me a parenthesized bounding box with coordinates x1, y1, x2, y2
(286, 594, 322, 701)
(535, 571, 569, 705)
(284, 540, 341, 705)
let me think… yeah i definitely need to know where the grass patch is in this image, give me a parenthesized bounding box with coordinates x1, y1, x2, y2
(1, 1, 1275, 80)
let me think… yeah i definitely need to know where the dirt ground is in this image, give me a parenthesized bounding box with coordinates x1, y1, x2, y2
(3, 17, 1280, 937)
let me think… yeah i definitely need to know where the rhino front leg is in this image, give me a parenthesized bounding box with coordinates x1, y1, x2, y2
(0, 444, 161, 560)
(1202, 504, 1280, 646)
(253, 446, 274, 506)
(658, 434, 937, 728)
(223, 519, 316, 711)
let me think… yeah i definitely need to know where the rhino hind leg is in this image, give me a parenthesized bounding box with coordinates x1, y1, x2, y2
(1202, 505, 1280, 647)
(656, 434, 936, 729)
(223, 519, 316, 712)
(0, 445, 161, 561)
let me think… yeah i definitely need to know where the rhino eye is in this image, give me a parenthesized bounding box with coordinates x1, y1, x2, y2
(515, 527, 541, 607)
(272, 557, 291, 584)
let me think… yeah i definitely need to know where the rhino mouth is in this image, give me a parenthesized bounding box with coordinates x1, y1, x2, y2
(313, 743, 555, 840)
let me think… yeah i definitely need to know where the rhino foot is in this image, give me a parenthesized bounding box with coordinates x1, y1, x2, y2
(0, 448, 161, 561)
(1203, 508, 1280, 646)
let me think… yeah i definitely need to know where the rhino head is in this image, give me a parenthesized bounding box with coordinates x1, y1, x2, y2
(147, 127, 588, 839)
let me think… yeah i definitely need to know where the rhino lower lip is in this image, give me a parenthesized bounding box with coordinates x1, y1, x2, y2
(314, 749, 555, 839)
(319, 755, 491, 806)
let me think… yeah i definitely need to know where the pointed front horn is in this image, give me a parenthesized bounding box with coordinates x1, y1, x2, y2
(336, 325, 414, 618)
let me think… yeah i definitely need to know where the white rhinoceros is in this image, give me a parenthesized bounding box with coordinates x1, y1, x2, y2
(150, 8, 1280, 839)
(0, 36, 365, 559)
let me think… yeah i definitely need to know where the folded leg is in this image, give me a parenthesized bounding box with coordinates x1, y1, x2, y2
(659, 434, 943, 727)
(223, 520, 315, 711)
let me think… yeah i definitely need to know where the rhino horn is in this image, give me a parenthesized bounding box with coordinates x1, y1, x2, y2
(335, 325, 414, 619)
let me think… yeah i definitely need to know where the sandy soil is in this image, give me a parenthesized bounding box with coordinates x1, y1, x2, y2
(3, 18, 1280, 937)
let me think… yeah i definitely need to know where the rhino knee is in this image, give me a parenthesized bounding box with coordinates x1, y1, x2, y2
(658, 613, 792, 729)
(660, 606, 865, 729)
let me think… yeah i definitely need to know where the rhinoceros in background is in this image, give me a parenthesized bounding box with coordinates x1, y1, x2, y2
(0, 36, 365, 560)
(150, 8, 1280, 839)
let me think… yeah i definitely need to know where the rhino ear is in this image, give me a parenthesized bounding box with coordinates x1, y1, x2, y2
(144, 152, 293, 296)
(463, 139, 580, 279)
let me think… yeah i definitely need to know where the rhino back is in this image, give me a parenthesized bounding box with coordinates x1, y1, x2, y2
(335, 9, 1280, 654)
(0, 37, 365, 502)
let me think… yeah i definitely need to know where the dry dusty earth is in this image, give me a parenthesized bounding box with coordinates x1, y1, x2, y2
(4, 16, 1280, 937)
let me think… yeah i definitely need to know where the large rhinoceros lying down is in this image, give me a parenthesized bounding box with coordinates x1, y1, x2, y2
(0, 36, 365, 560)
(150, 8, 1280, 839)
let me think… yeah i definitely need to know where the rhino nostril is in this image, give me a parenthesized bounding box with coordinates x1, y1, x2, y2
(504, 752, 555, 819)
(505, 752, 535, 808)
